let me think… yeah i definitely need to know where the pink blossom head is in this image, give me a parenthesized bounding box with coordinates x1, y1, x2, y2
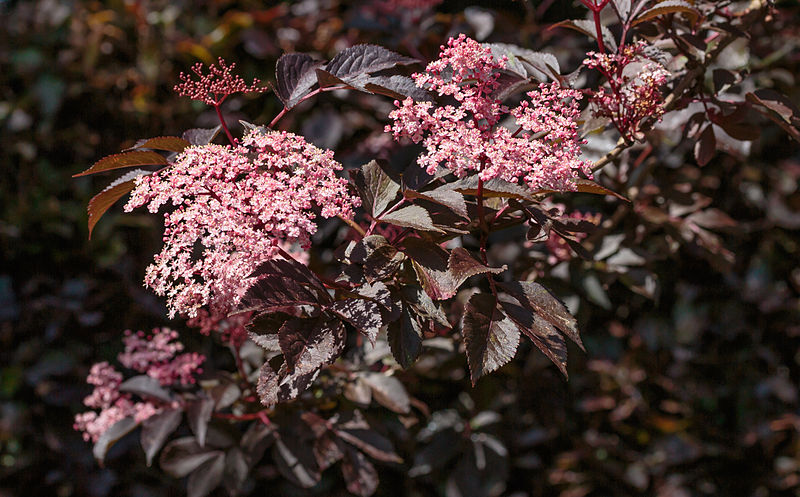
(386, 35, 591, 192)
(125, 130, 358, 318)
(583, 42, 670, 141)
(174, 57, 267, 106)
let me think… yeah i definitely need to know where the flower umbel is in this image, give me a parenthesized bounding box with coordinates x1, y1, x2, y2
(74, 328, 203, 443)
(386, 34, 590, 191)
(125, 130, 359, 318)
(584, 42, 670, 141)
(174, 57, 267, 106)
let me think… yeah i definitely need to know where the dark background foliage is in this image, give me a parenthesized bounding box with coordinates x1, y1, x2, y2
(2, 1, 799, 496)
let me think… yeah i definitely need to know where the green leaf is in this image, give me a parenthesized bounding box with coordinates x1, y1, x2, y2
(73, 150, 167, 177)
(461, 293, 520, 385)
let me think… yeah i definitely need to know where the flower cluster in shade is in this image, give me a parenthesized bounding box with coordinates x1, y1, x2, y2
(125, 129, 359, 318)
(174, 57, 267, 106)
(73, 328, 204, 443)
(386, 34, 591, 192)
(545, 210, 601, 264)
(187, 309, 252, 347)
(583, 41, 670, 141)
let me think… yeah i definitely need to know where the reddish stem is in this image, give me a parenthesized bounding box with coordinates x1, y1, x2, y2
(214, 103, 236, 145)
(268, 86, 347, 129)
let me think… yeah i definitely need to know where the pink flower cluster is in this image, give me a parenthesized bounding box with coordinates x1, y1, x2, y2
(584, 42, 670, 141)
(174, 58, 267, 106)
(545, 210, 601, 264)
(386, 34, 591, 191)
(125, 129, 358, 318)
(74, 328, 203, 443)
(119, 328, 205, 385)
(187, 309, 251, 347)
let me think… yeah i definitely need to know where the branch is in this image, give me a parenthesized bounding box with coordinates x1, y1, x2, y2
(590, 0, 770, 174)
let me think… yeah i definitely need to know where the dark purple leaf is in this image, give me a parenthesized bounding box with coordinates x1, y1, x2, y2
(364, 244, 405, 282)
(461, 293, 520, 385)
(317, 432, 346, 471)
(359, 372, 410, 414)
(448, 248, 506, 284)
(93, 417, 139, 464)
(208, 377, 241, 410)
(402, 285, 449, 327)
(182, 126, 221, 146)
(401, 237, 452, 300)
(550, 19, 617, 52)
(363, 75, 432, 101)
(632, 0, 699, 26)
(380, 205, 444, 233)
(341, 445, 379, 497)
(387, 306, 424, 369)
(712, 69, 739, 94)
(351, 160, 401, 217)
(404, 188, 468, 219)
(132, 136, 191, 153)
(325, 44, 418, 81)
(331, 297, 384, 344)
(498, 281, 583, 350)
(694, 125, 716, 166)
(160, 438, 222, 478)
(239, 258, 330, 314)
(118, 375, 173, 403)
(275, 53, 325, 109)
(86, 169, 149, 239)
(272, 434, 321, 488)
(336, 427, 402, 464)
(187, 452, 225, 497)
(141, 408, 182, 466)
(451, 176, 531, 200)
(186, 395, 214, 447)
(746, 89, 800, 142)
(279, 316, 343, 373)
(500, 300, 568, 377)
(239, 422, 274, 466)
(73, 151, 167, 177)
(258, 320, 345, 406)
(224, 447, 249, 491)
